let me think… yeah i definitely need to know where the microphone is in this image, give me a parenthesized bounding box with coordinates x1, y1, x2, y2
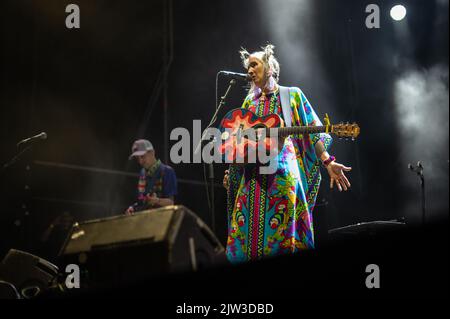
(17, 132, 47, 147)
(219, 70, 251, 81)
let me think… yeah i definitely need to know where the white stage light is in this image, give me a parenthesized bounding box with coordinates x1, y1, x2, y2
(390, 5, 407, 21)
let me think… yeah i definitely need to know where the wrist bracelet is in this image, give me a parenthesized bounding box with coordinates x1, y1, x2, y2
(323, 155, 335, 167)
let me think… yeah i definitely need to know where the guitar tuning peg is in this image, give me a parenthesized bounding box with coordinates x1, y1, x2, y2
(324, 113, 331, 126)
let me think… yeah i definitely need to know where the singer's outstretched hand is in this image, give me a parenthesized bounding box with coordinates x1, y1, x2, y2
(327, 161, 352, 192)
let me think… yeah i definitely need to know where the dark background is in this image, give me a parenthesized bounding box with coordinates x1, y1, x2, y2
(1, 0, 448, 261)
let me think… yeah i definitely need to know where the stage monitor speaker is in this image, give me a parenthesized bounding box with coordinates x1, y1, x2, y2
(0, 249, 59, 299)
(58, 205, 226, 287)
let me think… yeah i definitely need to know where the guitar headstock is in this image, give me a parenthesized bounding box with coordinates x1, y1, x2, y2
(331, 122, 360, 140)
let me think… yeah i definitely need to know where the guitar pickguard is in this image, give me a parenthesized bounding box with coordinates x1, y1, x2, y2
(218, 108, 283, 164)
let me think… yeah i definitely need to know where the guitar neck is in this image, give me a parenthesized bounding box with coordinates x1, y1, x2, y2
(274, 125, 329, 137)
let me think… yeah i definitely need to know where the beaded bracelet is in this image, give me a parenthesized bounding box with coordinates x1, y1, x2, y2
(322, 155, 336, 167)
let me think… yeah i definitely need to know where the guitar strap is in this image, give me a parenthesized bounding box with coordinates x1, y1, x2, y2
(279, 85, 292, 127)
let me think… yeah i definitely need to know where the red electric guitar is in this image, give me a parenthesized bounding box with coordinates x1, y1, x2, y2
(217, 108, 360, 164)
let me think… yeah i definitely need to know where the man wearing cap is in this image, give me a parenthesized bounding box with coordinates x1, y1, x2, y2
(125, 139, 178, 215)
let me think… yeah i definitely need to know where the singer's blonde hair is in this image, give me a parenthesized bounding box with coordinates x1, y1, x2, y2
(239, 43, 280, 95)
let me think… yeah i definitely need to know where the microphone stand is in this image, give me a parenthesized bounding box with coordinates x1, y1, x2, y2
(194, 79, 236, 234)
(409, 162, 425, 227)
(1, 145, 33, 172)
(1, 143, 34, 251)
(419, 168, 425, 227)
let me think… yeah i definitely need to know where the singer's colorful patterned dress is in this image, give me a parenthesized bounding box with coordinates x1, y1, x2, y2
(226, 87, 332, 263)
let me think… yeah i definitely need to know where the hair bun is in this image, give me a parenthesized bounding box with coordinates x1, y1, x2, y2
(262, 44, 275, 60)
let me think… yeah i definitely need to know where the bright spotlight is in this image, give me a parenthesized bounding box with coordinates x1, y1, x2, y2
(390, 5, 407, 21)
